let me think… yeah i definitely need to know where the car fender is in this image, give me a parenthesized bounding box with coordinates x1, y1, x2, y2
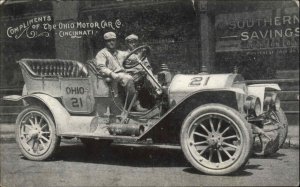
(138, 88, 246, 143)
(3, 94, 70, 135)
(247, 84, 281, 112)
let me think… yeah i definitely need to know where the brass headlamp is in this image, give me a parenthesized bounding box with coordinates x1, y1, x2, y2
(244, 96, 262, 117)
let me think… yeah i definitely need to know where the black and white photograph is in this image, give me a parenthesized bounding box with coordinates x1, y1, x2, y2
(0, 0, 299, 186)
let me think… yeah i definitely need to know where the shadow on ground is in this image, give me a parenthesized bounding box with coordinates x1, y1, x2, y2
(54, 144, 189, 168)
(252, 152, 286, 160)
(18, 143, 265, 176)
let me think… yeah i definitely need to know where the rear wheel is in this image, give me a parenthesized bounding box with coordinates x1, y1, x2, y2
(16, 105, 60, 160)
(180, 104, 252, 175)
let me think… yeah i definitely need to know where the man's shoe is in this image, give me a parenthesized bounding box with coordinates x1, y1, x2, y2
(133, 104, 148, 112)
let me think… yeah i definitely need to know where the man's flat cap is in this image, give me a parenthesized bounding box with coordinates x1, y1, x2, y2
(125, 34, 138, 41)
(104, 32, 116, 40)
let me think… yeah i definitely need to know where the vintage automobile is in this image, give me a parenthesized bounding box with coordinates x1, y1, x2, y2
(3, 46, 288, 175)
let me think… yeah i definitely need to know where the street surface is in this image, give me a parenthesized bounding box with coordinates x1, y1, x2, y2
(0, 141, 299, 187)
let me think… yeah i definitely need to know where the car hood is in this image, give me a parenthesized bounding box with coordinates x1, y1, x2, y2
(168, 73, 246, 103)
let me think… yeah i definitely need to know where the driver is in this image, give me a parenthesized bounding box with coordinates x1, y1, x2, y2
(95, 32, 148, 112)
(124, 34, 153, 77)
(124, 34, 161, 96)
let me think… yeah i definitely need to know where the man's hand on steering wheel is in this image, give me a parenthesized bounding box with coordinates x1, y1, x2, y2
(122, 45, 163, 95)
(123, 45, 151, 69)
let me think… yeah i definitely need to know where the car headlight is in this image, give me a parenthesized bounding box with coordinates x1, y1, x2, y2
(264, 93, 280, 111)
(274, 96, 281, 111)
(244, 96, 261, 117)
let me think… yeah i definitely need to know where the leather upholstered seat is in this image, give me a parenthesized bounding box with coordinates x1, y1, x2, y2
(18, 58, 88, 78)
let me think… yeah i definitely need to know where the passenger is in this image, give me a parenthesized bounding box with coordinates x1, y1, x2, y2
(94, 32, 148, 112)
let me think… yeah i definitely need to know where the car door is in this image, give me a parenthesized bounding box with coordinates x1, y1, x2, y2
(60, 78, 94, 114)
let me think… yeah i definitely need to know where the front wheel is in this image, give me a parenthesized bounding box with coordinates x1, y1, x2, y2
(274, 108, 288, 148)
(16, 105, 60, 160)
(253, 108, 288, 156)
(180, 104, 252, 175)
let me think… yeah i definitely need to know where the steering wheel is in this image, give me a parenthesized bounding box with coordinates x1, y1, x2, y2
(123, 45, 162, 94)
(123, 45, 151, 69)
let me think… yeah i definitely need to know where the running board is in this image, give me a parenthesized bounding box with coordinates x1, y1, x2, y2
(59, 132, 139, 141)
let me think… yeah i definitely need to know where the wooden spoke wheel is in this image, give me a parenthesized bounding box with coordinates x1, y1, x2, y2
(16, 106, 60, 160)
(181, 104, 252, 175)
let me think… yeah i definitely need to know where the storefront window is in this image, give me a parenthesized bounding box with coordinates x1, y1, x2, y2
(215, 0, 299, 80)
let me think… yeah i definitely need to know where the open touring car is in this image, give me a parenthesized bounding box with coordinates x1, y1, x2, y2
(3, 46, 288, 175)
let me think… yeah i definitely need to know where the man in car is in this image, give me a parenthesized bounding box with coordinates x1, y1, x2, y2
(95, 32, 148, 112)
(124, 34, 153, 77)
(124, 34, 161, 96)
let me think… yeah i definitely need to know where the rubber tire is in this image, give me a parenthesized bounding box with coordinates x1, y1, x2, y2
(276, 108, 288, 148)
(254, 108, 289, 156)
(180, 104, 253, 175)
(16, 105, 60, 161)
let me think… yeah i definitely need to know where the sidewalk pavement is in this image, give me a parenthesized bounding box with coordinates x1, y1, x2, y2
(0, 123, 299, 148)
